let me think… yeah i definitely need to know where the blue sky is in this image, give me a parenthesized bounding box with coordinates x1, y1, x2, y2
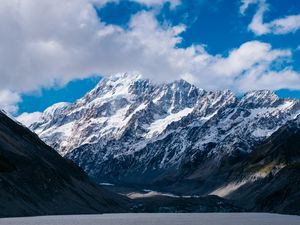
(19, 76, 101, 113)
(0, 0, 299, 115)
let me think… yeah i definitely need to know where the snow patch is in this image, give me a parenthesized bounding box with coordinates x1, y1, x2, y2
(145, 107, 193, 138)
(17, 112, 42, 127)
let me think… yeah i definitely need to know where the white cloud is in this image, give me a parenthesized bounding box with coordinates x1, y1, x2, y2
(187, 41, 299, 92)
(210, 41, 287, 76)
(0, 90, 21, 114)
(130, 0, 180, 8)
(0, 0, 300, 113)
(240, 0, 260, 15)
(0, 0, 183, 94)
(238, 69, 300, 91)
(270, 15, 300, 35)
(247, 0, 270, 35)
(93, 0, 180, 7)
(241, 0, 300, 35)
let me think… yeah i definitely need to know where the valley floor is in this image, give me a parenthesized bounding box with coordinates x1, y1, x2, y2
(0, 213, 299, 225)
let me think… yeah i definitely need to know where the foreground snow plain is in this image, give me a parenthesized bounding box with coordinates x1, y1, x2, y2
(1, 213, 299, 225)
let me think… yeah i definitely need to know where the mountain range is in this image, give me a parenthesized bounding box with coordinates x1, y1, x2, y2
(17, 73, 300, 215)
(0, 109, 242, 217)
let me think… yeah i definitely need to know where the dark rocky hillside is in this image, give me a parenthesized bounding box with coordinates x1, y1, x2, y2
(0, 111, 128, 217)
(227, 116, 300, 215)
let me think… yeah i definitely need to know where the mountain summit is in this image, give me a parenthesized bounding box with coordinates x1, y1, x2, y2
(18, 73, 300, 190)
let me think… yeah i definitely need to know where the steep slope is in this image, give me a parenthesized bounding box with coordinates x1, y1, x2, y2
(18, 73, 300, 190)
(207, 115, 300, 215)
(0, 111, 128, 218)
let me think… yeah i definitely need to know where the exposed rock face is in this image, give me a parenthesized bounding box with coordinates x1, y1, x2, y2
(18, 73, 300, 190)
(0, 111, 128, 217)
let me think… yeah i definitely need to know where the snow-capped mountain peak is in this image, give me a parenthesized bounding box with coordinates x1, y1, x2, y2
(17, 73, 300, 186)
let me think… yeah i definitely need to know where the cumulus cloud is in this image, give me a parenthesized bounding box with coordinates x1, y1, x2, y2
(186, 41, 299, 92)
(0, 0, 183, 93)
(210, 41, 287, 77)
(238, 69, 300, 91)
(241, 0, 300, 35)
(0, 0, 300, 113)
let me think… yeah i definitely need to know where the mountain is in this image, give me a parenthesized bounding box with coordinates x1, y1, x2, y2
(216, 115, 300, 215)
(0, 110, 128, 217)
(18, 73, 300, 193)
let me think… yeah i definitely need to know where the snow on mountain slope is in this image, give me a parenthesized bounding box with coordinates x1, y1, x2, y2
(17, 73, 300, 187)
(145, 107, 194, 138)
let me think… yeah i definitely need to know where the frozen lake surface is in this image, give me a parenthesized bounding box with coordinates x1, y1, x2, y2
(1, 213, 299, 225)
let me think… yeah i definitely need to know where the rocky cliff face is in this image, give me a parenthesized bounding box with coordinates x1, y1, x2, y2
(18, 73, 300, 189)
